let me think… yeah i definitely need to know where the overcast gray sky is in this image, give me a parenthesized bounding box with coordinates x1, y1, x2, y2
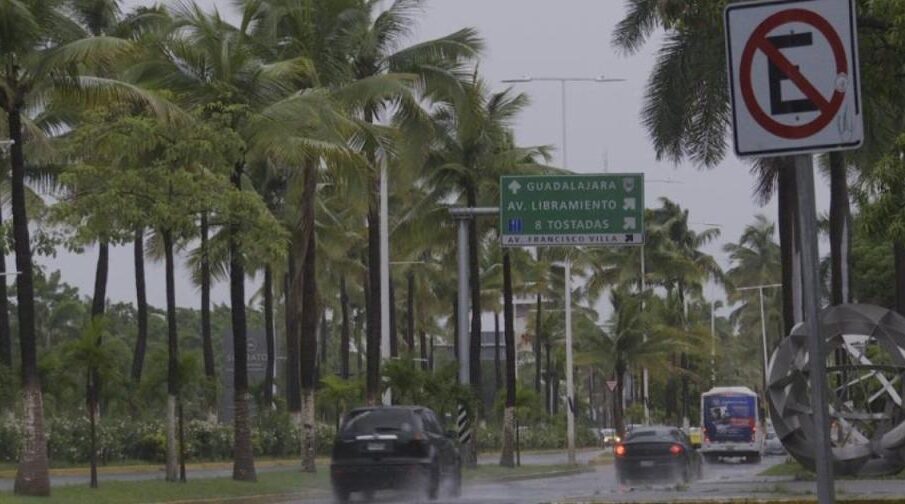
(34, 0, 830, 311)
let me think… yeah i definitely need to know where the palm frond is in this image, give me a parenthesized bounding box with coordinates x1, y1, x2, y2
(612, 0, 660, 55)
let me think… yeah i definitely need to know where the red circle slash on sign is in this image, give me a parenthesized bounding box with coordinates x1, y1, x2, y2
(739, 8, 848, 140)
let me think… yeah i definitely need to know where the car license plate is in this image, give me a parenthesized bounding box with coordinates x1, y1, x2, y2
(640, 461, 654, 468)
(366, 442, 387, 452)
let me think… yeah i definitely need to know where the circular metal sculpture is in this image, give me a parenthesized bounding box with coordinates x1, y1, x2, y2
(767, 304, 905, 476)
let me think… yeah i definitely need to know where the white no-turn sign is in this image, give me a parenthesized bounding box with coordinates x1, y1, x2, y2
(725, 0, 862, 157)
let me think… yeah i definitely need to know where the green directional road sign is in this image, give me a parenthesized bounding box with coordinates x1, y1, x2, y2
(500, 174, 645, 248)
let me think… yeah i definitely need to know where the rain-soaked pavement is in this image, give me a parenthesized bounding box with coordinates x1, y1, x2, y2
(294, 454, 905, 503)
(295, 455, 800, 504)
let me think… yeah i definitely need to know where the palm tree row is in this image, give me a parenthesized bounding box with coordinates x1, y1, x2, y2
(0, 0, 561, 495)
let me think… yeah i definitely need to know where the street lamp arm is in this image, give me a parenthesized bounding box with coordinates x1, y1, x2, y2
(502, 77, 627, 83)
(735, 284, 783, 291)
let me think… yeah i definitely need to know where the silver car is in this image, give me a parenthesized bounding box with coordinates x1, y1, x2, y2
(765, 427, 785, 455)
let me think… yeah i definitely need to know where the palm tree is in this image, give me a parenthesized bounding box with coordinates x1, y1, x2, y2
(1, 0, 179, 494)
(130, 228, 149, 382)
(250, 85, 366, 472)
(649, 199, 721, 424)
(426, 80, 549, 396)
(723, 216, 781, 289)
(136, 1, 318, 479)
(331, 0, 483, 404)
(580, 289, 675, 437)
(499, 248, 517, 467)
(61, 318, 118, 489)
(722, 216, 783, 390)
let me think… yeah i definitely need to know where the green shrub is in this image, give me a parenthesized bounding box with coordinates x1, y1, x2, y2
(0, 413, 337, 466)
(476, 418, 598, 452)
(0, 414, 21, 462)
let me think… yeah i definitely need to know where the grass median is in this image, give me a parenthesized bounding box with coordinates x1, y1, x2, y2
(0, 463, 589, 503)
(760, 459, 905, 481)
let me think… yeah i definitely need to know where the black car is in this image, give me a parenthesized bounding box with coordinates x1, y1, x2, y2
(330, 406, 462, 503)
(614, 426, 703, 485)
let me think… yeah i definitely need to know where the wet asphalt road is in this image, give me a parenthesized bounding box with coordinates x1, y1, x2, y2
(294, 455, 793, 504)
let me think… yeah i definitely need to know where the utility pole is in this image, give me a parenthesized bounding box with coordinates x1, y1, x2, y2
(736, 283, 782, 402)
(641, 244, 649, 425)
(379, 161, 391, 405)
(711, 300, 717, 387)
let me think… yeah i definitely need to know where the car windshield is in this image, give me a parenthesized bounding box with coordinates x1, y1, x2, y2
(341, 410, 417, 435)
(626, 430, 676, 442)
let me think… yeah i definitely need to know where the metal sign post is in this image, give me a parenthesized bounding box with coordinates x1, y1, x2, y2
(725, 1, 865, 501)
(564, 259, 575, 464)
(450, 207, 498, 468)
(794, 155, 835, 503)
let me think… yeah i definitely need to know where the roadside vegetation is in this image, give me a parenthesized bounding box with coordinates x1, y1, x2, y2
(3, 0, 905, 497)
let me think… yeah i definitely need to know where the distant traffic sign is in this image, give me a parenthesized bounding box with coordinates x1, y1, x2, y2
(499, 174, 644, 248)
(725, 0, 862, 157)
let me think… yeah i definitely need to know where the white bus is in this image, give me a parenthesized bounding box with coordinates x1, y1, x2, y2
(700, 386, 765, 463)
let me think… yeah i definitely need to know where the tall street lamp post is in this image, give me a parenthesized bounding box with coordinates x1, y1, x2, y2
(736, 283, 783, 406)
(502, 75, 624, 464)
(638, 177, 686, 425)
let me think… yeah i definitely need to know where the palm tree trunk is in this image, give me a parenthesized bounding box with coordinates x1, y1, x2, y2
(131, 229, 149, 382)
(406, 271, 414, 352)
(9, 106, 50, 497)
(230, 166, 257, 482)
(263, 265, 275, 407)
(545, 341, 552, 415)
(162, 229, 179, 483)
(895, 243, 905, 316)
(88, 385, 98, 488)
(465, 184, 482, 396)
(500, 251, 516, 467)
(297, 161, 319, 473)
(366, 203, 381, 405)
(200, 212, 215, 379)
(285, 250, 301, 415)
(419, 330, 428, 371)
(88, 241, 108, 488)
(0, 201, 10, 368)
(681, 353, 689, 426)
(829, 154, 851, 305)
(340, 276, 350, 379)
(300, 224, 319, 473)
(778, 163, 803, 334)
(614, 364, 626, 439)
(319, 311, 327, 379)
(828, 153, 851, 395)
(389, 279, 397, 358)
(429, 333, 435, 370)
(356, 307, 365, 375)
(534, 294, 542, 394)
(494, 312, 501, 392)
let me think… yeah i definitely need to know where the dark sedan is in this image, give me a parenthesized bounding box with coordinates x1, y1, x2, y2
(614, 426, 703, 485)
(330, 406, 462, 503)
